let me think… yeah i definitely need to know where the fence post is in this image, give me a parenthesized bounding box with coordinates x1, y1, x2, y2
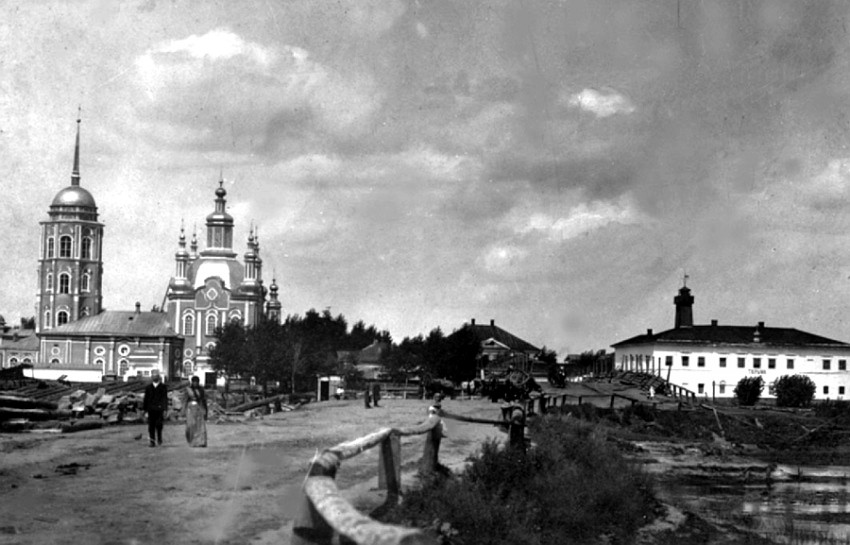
(378, 434, 401, 498)
(292, 453, 338, 545)
(508, 406, 526, 452)
(610, 395, 615, 409)
(420, 407, 442, 474)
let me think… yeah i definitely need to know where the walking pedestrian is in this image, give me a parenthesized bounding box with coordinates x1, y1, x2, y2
(364, 383, 372, 409)
(183, 376, 207, 447)
(143, 372, 168, 447)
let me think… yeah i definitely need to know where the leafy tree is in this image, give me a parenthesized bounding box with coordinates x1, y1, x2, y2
(245, 316, 283, 396)
(734, 376, 764, 406)
(20, 316, 35, 329)
(774, 375, 816, 408)
(538, 346, 558, 366)
(209, 321, 250, 405)
(443, 324, 483, 383)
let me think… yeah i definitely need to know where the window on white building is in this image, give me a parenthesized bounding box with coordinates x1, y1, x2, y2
(840, 386, 846, 396)
(57, 310, 69, 326)
(665, 355, 672, 366)
(47, 238, 55, 258)
(824, 359, 832, 371)
(753, 357, 761, 369)
(81, 237, 92, 259)
(682, 356, 689, 367)
(768, 358, 776, 369)
(697, 356, 705, 367)
(787, 358, 794, 369)
(698, 384, 704, 394)
(840, 360, 847, 371)
(59, 235, 72, 258)
(81, 271, 90, 292)
(719, 383, 726, 394)
(205, 313, 217, 336)
(59, 273, 71, 294)
(738, 357, 745, 368)
(824, 386, 829, 395)
(46, 273, 53, 291)
(183, 313, 195, 336)
(719, 357, 727, 368)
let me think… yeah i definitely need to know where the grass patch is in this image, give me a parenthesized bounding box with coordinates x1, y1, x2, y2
(381, 414, 655, 544)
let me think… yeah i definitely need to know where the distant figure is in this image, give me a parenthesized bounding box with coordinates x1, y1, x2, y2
(335, 386, 344, 400)
(648, 386, 655, 399)
(143, 373, 168, 447)
(364, 384, 372, 409)
(372, 382, 381, 407)
(183, 376, 207, 448)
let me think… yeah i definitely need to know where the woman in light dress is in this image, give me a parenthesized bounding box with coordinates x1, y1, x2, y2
(184, 376, 208, 447)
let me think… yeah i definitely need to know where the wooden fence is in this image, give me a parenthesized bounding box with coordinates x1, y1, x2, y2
(291, 403, 526, 545)
(291, 388, 687, 544)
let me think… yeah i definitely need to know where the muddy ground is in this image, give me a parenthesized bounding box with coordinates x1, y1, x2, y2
(3, 381, 848, 545)
(0, 396, 507, 545)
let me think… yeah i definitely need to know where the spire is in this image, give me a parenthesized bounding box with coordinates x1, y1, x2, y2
(178, 220, 186, 249)
(71, 108, 81, 186)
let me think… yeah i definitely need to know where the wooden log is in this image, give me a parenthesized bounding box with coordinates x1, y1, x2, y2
(377, 435, 401, 497)
(420, 420, 443, 474)
(0, 407, 72, 421)
(229, 394, 287, 413)
(0, 395, 58, 411)
(296, 476, 435, 545)
(61, 420, 103, 433)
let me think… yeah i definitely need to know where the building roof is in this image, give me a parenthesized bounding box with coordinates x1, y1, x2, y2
(42, 311, 180, 338)
(1, 329, 39, 350)
(463, 320, 540, 353)
(612, 323, 850, 350)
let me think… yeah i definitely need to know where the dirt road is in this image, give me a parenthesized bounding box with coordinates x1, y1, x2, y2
(0, 396, 508, 545)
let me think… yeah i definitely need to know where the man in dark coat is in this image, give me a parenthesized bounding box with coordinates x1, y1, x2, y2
(371, 382, 381, 407)
(143, 373, 168, 447)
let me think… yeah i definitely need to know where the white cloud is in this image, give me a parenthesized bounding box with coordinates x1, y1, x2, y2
(133, 28, 382, 143)
(516, 198, 641, 241)
(566, 87, 635, 118)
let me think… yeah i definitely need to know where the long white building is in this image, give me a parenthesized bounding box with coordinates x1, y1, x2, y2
(611, 283, 850, 400)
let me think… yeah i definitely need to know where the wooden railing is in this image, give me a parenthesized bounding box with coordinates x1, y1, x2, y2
(292, 403, 527, 545)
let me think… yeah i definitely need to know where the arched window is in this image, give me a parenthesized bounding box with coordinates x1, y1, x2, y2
(183, 313, 195, 336)
(81, 237, 92, 260)
(44, 310, 52, 328)
(46, 273, 53, 291)
(59, 235, 73, 258)
(9, 357, 19, 365)
(205, 313, 217, 336)
(57, 310, 69, 326)
(22, 357, 32, 364)
(81, 271, 90, 292)
(59, 273, 71, 294)
(47, 238, 55, 258)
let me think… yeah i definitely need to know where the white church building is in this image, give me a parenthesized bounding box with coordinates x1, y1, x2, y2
(611, 282, 850, 400)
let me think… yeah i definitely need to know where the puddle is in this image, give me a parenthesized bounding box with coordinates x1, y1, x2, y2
(633, 442, 850, 543)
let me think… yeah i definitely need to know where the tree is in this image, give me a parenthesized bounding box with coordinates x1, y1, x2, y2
(20, 317, 35, 329)
(209, 321, 250, 405)
(245, 316, 283, 396)
(538, 346, 558, 366)
(443, 324, 483, 383)
(774, 375, 816, 408)
(734, 376, 764, 406)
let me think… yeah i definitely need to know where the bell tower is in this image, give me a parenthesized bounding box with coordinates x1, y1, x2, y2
(37, 116, 104, 333)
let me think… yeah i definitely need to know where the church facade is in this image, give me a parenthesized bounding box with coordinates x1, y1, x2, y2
(612, 283, 850, 400)
(28, 118, 185, 382)
(163, 180, 282, 384)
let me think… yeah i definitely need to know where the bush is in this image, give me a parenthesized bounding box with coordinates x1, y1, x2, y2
(734, 376, 764, 406)
(383, 415, 655, 545)
(774, 375, 816, 408)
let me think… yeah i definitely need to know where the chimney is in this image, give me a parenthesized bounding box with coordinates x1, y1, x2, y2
(490, 319, 495, 327)
(758, 321, 765, 329)
(711, 319, 718, 326)
(646, 328, 653, 336)
(135, 302, 141, 314)
(471, 318, 475, 325)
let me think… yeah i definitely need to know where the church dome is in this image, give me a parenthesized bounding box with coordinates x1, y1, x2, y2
(51, 185, 97, 209)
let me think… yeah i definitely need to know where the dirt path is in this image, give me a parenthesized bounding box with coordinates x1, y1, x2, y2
(0, 397, 508, 545)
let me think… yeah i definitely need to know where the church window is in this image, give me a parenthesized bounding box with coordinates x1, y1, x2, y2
(94, 358, 104, 368)
(46, 273, 53, 291)
(59, 235, 73, 258)
(206, 313, 217, 336)
(59, 273, 71, 294)
(81, 237, 92, 259)
(44, 311, 52, 328)
(82, 271, 91, 292)
(183, 314, 195, 336)
(22, 357, 31, 364)
(9, 357, 18, 365)
(57, 310, 69, 326)
(47, 238, 55, 258)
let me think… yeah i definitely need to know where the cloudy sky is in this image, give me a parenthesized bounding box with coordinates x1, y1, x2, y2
(3, 0, 850, 356)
